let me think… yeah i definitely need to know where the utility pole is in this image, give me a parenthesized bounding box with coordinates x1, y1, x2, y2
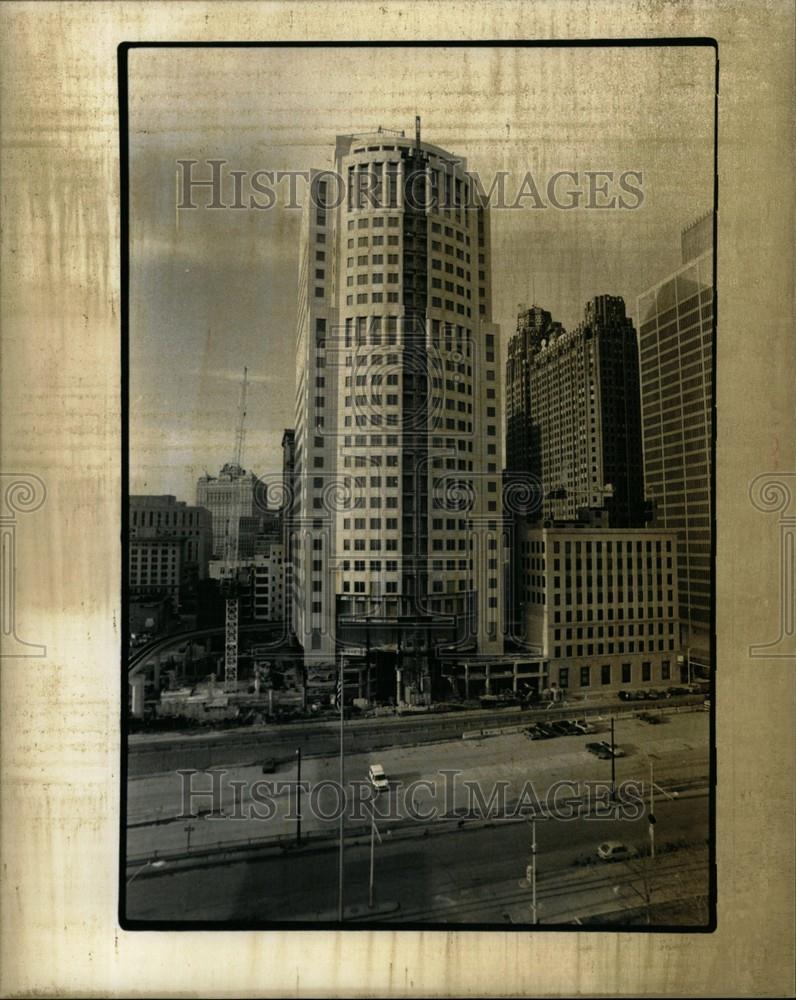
(610, 717, 617, 802)
(337, 653, 345, 922)
(368, 803, 382, 909)
(296, 748, 302, 846)
(648, 758, 656, 859)
(531, 817, 538, 925)
(519, 818, 539, 924)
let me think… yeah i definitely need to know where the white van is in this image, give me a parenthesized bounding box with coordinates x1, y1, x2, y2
(368, 763, 389, 793)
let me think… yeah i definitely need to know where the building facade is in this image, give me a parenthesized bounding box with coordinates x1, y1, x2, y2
(517, 296, 647, 528)
(209, 543, 285, 624)
(636, 214, 713, 670)
(196, 463, 261, 559)
(505, 304, 563, 483)
(128, 495, 213, 611)
(519, 524, 681, 693)
(292, 125, 504, 703)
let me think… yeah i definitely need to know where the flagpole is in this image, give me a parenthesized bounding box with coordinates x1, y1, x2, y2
(337, 651, 345, 922)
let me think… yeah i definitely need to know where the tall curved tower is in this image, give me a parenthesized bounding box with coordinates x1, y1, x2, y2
(293, 124, 503, 705)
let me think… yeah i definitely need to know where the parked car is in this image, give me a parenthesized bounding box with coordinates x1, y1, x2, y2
(665, 685, 689, 697)
(524, 724, 548, 740)
(618, 689, 643, 701)
(645, 689, 665, 701)
(598, 740, 627, 758)
(261, 758, 278, 774)
(368, 763, 389, 793)
(571, 718, 597, 735)
(586, 742, 612, 759)
(551, 720, 575, 736)
(536, 722, 559, 739)
(637, 711, 664, 725)
(597, 840, 637, 862)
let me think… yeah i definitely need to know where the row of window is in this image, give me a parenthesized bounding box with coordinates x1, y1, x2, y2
(559, 660, 672, 687)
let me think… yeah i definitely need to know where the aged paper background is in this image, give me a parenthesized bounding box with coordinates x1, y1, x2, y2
(1, 1, 793, 996)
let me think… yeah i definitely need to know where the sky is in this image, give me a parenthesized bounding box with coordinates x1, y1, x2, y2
(128, 45, 715, 501)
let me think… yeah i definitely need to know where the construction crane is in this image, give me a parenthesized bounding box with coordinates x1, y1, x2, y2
(223, 366, 249, 691)
(223, 367, 249, 564)
(233, 365, 249, 470)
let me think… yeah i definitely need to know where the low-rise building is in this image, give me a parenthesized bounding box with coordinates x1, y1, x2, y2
(518, 523, 681, 693)
(208, 542, 285, 625)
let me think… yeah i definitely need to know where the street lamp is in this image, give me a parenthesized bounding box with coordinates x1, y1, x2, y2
(517, 817, 539, 925)
(643, 754, 678, 859)
(366, 802, 383, 909)
(126, 859, 166, 886)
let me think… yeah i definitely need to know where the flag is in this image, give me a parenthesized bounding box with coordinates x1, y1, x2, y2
(336, 658, 345, 706)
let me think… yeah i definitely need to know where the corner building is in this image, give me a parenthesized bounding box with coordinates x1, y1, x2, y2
(292, 127, 504, 705)
(520, 524, 681, 693)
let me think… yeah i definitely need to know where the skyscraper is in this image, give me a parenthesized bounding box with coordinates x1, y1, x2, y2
(505, 295, 647, 528)
(505, 304, 563, 482)
(196, 462, 260, 559)
(292, 124, 504, 704)
(637, 213, 713, 672)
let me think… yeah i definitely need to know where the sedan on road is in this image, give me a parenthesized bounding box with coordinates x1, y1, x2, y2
(597, 840, 637, 862)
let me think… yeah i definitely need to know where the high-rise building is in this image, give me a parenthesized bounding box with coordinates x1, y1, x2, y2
(128, 495, 213, 610)
(291, 124, 504, 704)
(506, 295, 647, 528)
(637, 213, 713, 671)
(505, 304, 563, 481)
(196, 462, 261, 559)
(281, 429, 296, 631)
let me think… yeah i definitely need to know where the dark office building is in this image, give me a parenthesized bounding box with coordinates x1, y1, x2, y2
(506, 295, 647, 529)
(636, 214, 713, 671)
(505, 305, 563, 483)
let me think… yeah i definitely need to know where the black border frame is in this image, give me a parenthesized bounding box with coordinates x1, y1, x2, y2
(118, 37, 718, 934)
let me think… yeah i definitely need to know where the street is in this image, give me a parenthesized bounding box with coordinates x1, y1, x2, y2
(126, 793, 709, 925)
(126, 708, 708, 857)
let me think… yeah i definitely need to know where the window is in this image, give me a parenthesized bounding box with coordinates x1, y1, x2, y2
(661, 660, 671, 680)
(580, 666, 591, 688)
(601, 664, 611, 685)
(642, 661, 652, 682)
(558, 667, 569, 689)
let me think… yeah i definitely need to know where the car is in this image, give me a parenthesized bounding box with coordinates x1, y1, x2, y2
(261, 758, 278, 774)
(551, 720, 576, 736)
(665, 685, 689, 697)
(536, 722, 559, 739)
(586, 742, 612, 759)
(637, 711, 664, 725)
(571, 718, 597, 735)
(597, 840, 637, 862)
(368, 763, 389, 793)
(618, 689, 643, 701)
(524, 724, 548, 740)
(599, 740, 627, 758)
(644, 689, 664, 701)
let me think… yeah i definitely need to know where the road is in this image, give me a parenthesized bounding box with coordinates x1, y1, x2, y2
(125, 794, 710, 925)
(126, 710, 709, 858)
(126, 694, 706, 777)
